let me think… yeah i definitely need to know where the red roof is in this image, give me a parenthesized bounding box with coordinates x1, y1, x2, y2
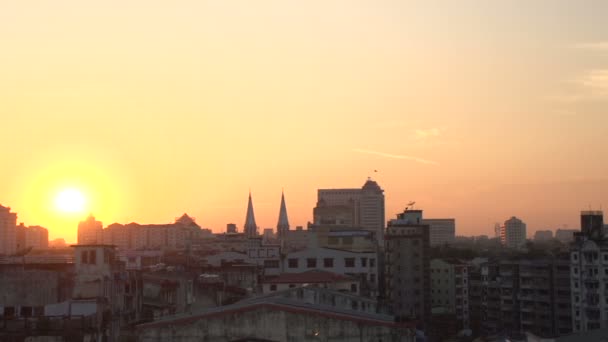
(263, 270, 354, 284)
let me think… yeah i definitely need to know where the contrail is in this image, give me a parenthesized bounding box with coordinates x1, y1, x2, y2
(353, 148, 439, 165)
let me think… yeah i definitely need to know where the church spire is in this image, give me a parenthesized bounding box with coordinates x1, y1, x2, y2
(277, 190, 290, 238)
(244, 191, 258, 237)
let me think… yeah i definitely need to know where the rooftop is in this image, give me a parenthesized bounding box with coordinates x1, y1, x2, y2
(263, 270, 354, 284)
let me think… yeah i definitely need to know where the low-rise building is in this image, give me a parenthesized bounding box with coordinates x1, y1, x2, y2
(136, 287, 416, 342)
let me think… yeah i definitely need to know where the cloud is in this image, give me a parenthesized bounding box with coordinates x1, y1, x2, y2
(573, 42, 608, 52)
(547, 69, 608, 104)
(578, 69, 608, 96)
(352, 148, 439, 165)
(414, 127, 444, 140)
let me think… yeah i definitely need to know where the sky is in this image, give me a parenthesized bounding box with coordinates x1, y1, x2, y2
(1, 1, 607, 243)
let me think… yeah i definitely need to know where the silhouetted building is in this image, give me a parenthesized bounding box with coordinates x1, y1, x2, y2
(384, 209, 430, 323)
(315, 178, 385, 246)
(500, 216, 527, 248)
(226, 223, 237, 234)
(581, 210, 604, 240)
(570, 210, 608, 333)
(534, 230, 554, 242)
(17, 224, 48, 250)
(244, 192, 258, 238)
(0, 205, 17, 255)
(480, 257, 572, 338)
(78, 214, 103, 245)
(277, 191, 290, 240)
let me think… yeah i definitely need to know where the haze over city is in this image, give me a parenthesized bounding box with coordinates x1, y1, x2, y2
(1, 1, 608, 243)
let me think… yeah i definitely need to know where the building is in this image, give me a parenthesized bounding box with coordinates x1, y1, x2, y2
(244, 192, 258, 238)
(77, 214, 103, 245)
(534, 230, 554, 242)
(226, 223, 237, 234)
(422, 218, 456, 246)
(500, 216, 527, 248)
(281, 247, 379, 297)
(136, 287, 416, 342)
(570, 210, 608, 333)
(479, 257, 572, 339)
(23, 225, 49, 250)
(0, 205, 17, 255)
(556, 229, 578, 244)
(276, 191, 290, 240)
(430, 258, 469, 330)
(384, 209, 431, 323)
(315, 178, 385, 245)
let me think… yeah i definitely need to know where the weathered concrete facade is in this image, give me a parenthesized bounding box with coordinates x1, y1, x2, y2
(138, 305, 413, 342)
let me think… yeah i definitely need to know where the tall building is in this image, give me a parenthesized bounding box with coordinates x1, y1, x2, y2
(244, 192, 258, 238)
(24, 225, 49, 250)
(78, 214, 103, 244)
(500, 216, 527, 248)
(422, 218, 456, 246)
(277, 191, 290, 239)
(430, 259, 470, 330)
(479, 257, 572, 338)
(384, 209, 431, 323)
(0, 204, 18, 255)
(315, 178, 385, 245)
(570, 210, 607, 332)
(581, 210, 604, 240)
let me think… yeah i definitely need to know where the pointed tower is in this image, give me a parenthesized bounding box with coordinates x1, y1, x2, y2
(277, 191, 290, 239)
(244, 192, 258, 238)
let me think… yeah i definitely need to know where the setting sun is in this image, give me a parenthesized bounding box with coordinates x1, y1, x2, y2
(54, 188, 87, 214)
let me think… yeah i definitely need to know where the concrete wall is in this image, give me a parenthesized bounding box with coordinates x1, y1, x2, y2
(137, 307, 414, 342)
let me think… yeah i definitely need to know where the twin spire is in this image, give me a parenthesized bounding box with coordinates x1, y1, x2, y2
(244, 190, 290, 238)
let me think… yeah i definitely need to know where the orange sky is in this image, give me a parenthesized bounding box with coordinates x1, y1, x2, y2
(1, 1, 607, 243)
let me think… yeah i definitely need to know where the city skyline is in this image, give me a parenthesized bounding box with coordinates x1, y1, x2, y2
(1, 1, 607, 242)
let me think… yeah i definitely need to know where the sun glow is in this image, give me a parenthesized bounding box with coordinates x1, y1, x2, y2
(54, 188, 87, 214)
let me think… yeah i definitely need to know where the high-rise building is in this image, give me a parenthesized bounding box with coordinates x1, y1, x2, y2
(500, 217, 527, 248)
(570, 210, 607, 333)
(24, 225, 49, 250)
(422, 219, 456, 246)
(277, 191, 290, 239)
(315, 178, 385, 245)
(384, 209, 430, 323)
(581, 210, 604, 240)
(479, 257, 572, 338)
(0, 204, 18, 255)
(244, 192, 258, 238)
(77, 214, 103, 244)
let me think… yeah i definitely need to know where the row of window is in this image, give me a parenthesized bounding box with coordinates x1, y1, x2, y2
(287, 257, 375, 269)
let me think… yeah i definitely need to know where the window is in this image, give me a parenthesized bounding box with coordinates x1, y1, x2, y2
(264, 260, 279, 268)
(345, 258, 355, 267)
(288, 258, 299, 268)
(370, 274, 375, 283)
(289, 284, 296, 288)
(81, 251, 88, 264)
(361, 258, 367, 267)
(574, 267, 578, 275)
(89, 250, 97, 264)
(270, 284, 277, 291)
(351, 284, 358, 292)
(370, 258, 376, 267)
(307, 258, 317, 268)
(324, 258, 334, 268)
(20, 307, 32, 317)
